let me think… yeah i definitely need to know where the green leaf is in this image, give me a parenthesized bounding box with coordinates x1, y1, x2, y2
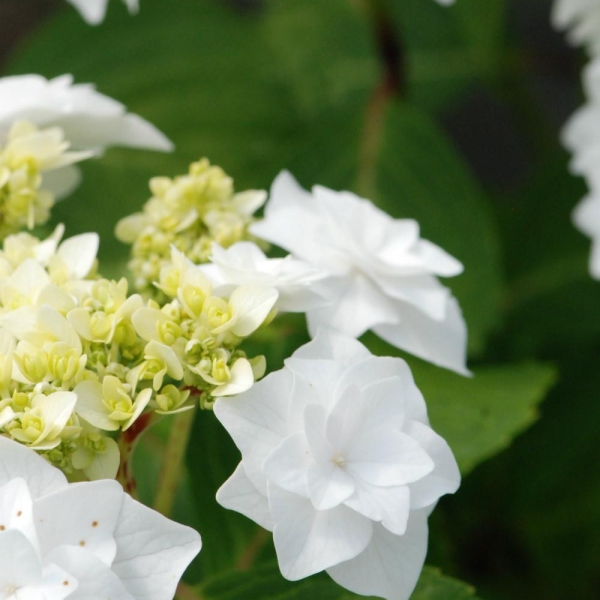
(390, 0, 508, 110)
(262, 0, 379, 118)
(408, 355, 557, 475)
(196, 562, 482, 600)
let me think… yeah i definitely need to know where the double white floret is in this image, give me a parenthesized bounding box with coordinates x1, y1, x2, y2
(215, 328, 460, 600)
(251, 172, 469, 375)
(0, 436, 200, 600)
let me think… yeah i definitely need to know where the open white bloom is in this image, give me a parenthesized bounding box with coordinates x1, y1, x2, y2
(0, 436, 201, 599)
(200, 242, 326, 313)
(215, 328, 460, 600)
(65, 0, 139, 25)
(251, 172, 469, 375)
(552, 0, 600, 54)
(0, 74, 170, 197)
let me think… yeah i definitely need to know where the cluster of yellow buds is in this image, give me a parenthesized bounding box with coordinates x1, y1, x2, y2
(0, 225, 275, 480)
(0, 121, 91, 238)
(115, 158, 267, 295)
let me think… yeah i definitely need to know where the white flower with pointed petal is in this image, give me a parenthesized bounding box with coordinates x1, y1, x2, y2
(65, 0, 139, 25)
(0, 74, 170, 197)
(201, 242, 327, 313)
(215, 328, 460, 600)
(0, 436, 201, 600)
(251, 172, 469, 374)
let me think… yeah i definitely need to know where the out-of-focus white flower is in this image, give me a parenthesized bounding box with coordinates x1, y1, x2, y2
(0, 74, 170, 154)
(0, 435, 201, 599)
(215, 328, 460, 600)
(65, 0, 139, 25)
(562, 60, 600, 180)
(552, 0, 600, 54)
(251, 172, 469, 375)
(0, 74, 171, 198)
(561, 60, 600, 278)
(200, 242, 327, 313)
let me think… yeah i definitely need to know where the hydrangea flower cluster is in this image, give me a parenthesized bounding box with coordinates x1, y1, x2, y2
(0, 59, 470, 600)
(116, 159, 267, 295)
(0, 435, 200, 600)
(0, 223, 275, 479)
(216, 328, 460, 600)
(0, 121, 91, 237)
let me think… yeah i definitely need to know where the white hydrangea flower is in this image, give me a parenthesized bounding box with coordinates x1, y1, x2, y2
(552, 0, 600, 54)
(251, 172, 469, 375)
(0, 74, 171, 198)
(0, 435, 201, 599)
(215, 328, 460, 600)
(65, 0, 139, 25)
(200, 242, 327, 313)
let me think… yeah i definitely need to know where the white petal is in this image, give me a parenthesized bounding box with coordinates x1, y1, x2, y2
(74, 380, 120, 431)
(228, 286, 279, 337)
(262, 433, 312, 497)
(0, 478, 37, 549)
(57, 233, 99, 279)
(0, 436, 67, 498)
(335, 356, 428, 424)
(327, 513, 429, 600)
(41, 165, 82, 199)
(34, 480, 124, 565)
(216, 463, 274, 531)
(344, 477, 411, 536)
(211, 358, 254, 397)
(269, 482, 372, 580)
(0, 530, 42, 591)
(291, 326, 371, 366)
(346, 429, 434, 487)
(307, 274, 400, 339)
(112, 494, 201, 600)
(405, 421, 460, 510)
(373, 297, 470, 376)
(65, 0, 109, 25)
(47, 546, 133, 600)
(214, 369, 293, 494)
(306, 461, 355, 512)
(83, 437, 120, 481)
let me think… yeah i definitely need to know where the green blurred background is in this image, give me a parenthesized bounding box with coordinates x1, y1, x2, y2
(1, 1, 598, 599)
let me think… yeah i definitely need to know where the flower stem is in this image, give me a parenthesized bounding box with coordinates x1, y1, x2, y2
(153, 406, 197, 517)
(117, 411, 156, 498)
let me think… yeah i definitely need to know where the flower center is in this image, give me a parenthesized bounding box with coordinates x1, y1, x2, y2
(332, 455, 346, 467)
